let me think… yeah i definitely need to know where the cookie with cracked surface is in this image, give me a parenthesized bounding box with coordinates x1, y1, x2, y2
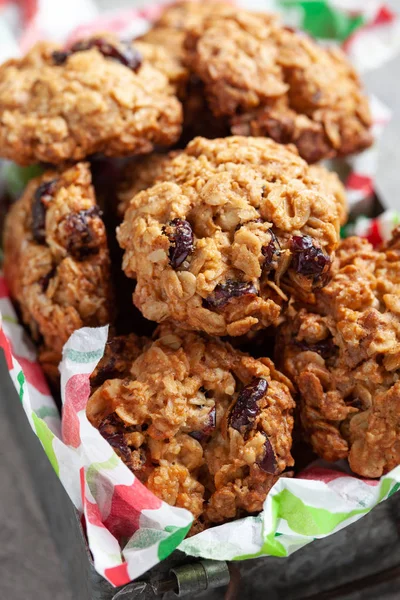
(277, 233, 400, 478)
(3, 163, 114, 381)
(185, 10, 372, 163)
(87, 325, 294, 527)
(0, 36, 182, 165)
(117, 136, 340, 337)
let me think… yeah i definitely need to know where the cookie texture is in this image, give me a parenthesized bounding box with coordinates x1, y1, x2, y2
(134, 40, 188, 96)
(3, 163, 114, 380)
(140, 1, 232, 64)
(117, 153, 176, 218)
(139, 2, 231, 141)
(117, 136, 340, 337)
(277, 234, 400, 478)
(87, 326, 294, 528)
(117, 150, 347, 223)
(0, 37, 182, 165)
(308, 164, 347, 226)
(185, 10, 372, 162)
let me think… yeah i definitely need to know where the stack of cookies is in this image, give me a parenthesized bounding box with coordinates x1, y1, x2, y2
(1, 2, 397, 535)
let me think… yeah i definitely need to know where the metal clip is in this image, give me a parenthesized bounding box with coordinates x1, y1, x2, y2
(169, 560, 230, 597)
(112, 560, 230, 599)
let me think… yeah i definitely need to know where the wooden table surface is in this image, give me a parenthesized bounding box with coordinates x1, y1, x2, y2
(0, 2, 399, 599)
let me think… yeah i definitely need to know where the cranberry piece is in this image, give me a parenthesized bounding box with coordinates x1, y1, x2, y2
(65, 205, 102, 261)
(103, 432, 131, 464)
(98, 414, 132, 465)
(38, 267, 56, 292)
(52, 50, 70, 65)
(98, 412, 122, 434)
(189, 406, 216, 442)
(31, 180, 57, 244)
(205, 280, 257, 309)
(52, 38, 142, 72)
(230, 377, 268, 433)
(257, 435, 277, 474)
(290, 235, 330, 278)
(165, 218, 194, 269)
(294, 337, 336, 360)
(90, 357, 118, 389)
(262, 231, 281, 272)
(291, 235, 313, 253)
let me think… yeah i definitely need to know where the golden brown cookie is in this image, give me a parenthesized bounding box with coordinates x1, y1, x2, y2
(87, 325, 294, 527)
(0, 36, 183, 165)
(277, 233, 400, 478)
(117, 136, 341, 337)
(3, 163, 114, 380)
(185, 10, 372, 163)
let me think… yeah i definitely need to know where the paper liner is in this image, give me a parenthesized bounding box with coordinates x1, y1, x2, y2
(1, 0, 400, 588)
(342, 209, 400, 245)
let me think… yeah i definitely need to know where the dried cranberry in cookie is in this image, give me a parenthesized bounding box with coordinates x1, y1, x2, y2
(118, 136, 341, 337)
(87, 325, 295, 528)
(52, 38, 142, 71)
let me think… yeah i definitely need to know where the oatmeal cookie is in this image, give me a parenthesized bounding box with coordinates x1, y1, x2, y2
(277, 234, 400, 478)
(185, 10, 372, 163)
(87, 326, 294, 526)
(117, 136, 340, 337)
(0, 36, 182, 165)
(3, 163, 114, 380)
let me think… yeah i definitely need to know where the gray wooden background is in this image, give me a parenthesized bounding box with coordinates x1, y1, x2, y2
(0, 1, 399, 599)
